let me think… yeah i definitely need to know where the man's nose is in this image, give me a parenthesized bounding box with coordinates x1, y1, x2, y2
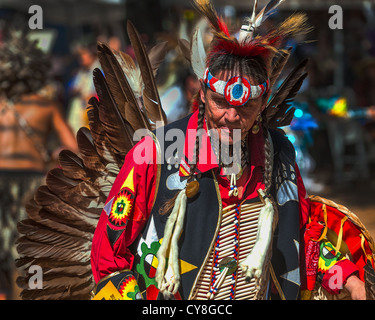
(224, 106, 240, 122)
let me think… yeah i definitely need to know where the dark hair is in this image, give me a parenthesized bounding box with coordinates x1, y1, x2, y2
(0, 30, 51, 101)
(207, 53, 268, 85)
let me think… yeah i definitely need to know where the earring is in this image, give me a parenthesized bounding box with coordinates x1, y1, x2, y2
(251, 114, 262, 134)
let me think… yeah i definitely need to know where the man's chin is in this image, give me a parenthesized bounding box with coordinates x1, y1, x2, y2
(218, 129, 242, 146)
(219, 135, 234, 146)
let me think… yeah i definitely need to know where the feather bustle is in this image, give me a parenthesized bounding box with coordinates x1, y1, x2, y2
(16, 19, 169, 300)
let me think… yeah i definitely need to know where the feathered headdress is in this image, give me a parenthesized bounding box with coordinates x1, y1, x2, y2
(187, 0, 312, 126)
(192, 0, 311, 74)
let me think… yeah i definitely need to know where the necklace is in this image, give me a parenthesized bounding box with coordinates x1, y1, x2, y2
(219, 138, 249, 180)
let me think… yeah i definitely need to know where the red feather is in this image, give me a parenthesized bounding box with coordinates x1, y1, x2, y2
(217, 18, 230, 37)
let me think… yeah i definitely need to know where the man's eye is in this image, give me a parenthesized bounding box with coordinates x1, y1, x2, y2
(213, 98, 227, 106)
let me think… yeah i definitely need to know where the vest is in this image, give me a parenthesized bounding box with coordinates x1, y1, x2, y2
(131, 114, 301, 300)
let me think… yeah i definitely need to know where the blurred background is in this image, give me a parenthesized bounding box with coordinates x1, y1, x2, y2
(0, 0, 375, 235)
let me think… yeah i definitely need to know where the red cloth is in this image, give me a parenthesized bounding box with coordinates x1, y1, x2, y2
(303, 199, 366, 295)
(303, 220, 324, 291)
(321, 259, 359, 295)
(90, 135, 158, 283)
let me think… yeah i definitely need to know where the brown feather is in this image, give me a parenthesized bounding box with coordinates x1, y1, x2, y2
(15, 255, 92, 276)
(193, 0, 228, 36)
(93, 68, 135, 158)
(86, 98, 110, 169)
(269, 47, 292, 89)
(58, 149, 89, 181)
(148, 41, 170, 76)
(265, 59, 308, 128)
(267, 72, 307, 128)
(35, 185, 98, 229)
(17, 277, 94, 300)
(178, 38, 192, 63)
(76, 127, 113, 171)
(127, 21, 167, 127)
(24, 200, 92, 239)
(97, 42, 150, 132)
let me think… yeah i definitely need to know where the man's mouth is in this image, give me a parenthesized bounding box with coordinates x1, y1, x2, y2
(219, 127, 241, 134)
(220, 127, 232, 132)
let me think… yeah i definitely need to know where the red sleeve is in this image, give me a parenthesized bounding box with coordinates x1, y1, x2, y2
(321, 259, 360, 295)
(90, 135, 158, 283)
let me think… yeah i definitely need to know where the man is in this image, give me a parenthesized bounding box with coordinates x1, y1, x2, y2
(91, 0, 367, 300)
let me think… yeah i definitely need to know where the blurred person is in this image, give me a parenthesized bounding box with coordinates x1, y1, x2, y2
(67, 43, 100, 134)
(0, 30, 78, 299)
(108, 35, 121, 51)
(160, 70, 200, 122)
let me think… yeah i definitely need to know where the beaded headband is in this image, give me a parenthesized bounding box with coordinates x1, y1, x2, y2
(203, 68, 269, 106)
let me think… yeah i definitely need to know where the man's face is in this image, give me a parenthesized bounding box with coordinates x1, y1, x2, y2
(200, 71, 267, 145)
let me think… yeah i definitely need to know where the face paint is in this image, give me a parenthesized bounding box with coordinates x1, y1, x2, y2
(203, 68, 269, 106)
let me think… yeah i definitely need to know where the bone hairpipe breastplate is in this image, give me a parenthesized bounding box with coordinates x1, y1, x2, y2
(191, 201, 271, 300)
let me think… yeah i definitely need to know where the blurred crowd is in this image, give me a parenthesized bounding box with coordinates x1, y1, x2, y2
(1, 0, 375, 299)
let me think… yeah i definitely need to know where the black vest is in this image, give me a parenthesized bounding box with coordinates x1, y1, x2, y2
(131, 114, 301, 300)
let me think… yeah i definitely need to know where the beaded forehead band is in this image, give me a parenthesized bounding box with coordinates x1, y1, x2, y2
(203, 68, 269, 106)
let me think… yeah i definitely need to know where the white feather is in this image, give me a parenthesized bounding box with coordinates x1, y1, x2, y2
(255, 0, 285, 27)
(113, 51, 144, 98)
(239, 0, 285, 41)
(191, 27, 207, 80)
